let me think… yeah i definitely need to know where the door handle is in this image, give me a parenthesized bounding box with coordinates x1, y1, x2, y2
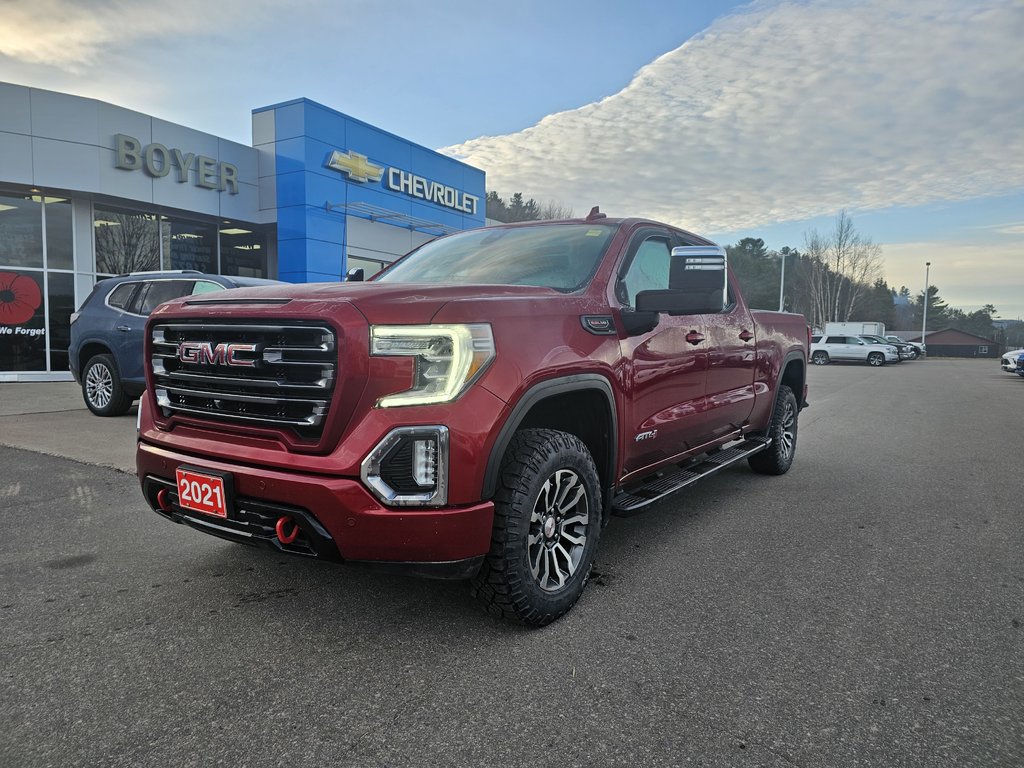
(739, 330, 754, 342)
(117, 325, 131, 332)
(685, 331, 705, 345)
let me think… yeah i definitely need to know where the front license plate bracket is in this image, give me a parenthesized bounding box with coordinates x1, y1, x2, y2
(175, 465, 235, 519)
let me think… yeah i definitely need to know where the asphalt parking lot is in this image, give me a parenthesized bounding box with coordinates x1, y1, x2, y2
(1, 359, 1022, 767)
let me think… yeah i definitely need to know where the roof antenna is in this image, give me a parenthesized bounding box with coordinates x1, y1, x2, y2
(586, 206, 606, 221)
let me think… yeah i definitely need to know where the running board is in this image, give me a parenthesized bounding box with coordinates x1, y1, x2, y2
(611, 436, 771, 516)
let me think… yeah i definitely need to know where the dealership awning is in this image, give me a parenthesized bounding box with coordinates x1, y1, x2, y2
(324, 200, 461, 237)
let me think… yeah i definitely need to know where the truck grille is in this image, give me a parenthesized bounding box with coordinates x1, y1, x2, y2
(151, 322, 337, 438)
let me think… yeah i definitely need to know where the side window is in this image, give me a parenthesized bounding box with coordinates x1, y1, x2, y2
(620, 237, 671, 308)
(192, 280, 224, 295)
(106, 283, 137, 310)
(811, 335, 821, 343)
(130, 280, 194, 316)
(825, 336, 843, 344)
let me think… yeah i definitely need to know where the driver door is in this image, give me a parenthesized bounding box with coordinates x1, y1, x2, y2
(617, 230, 710, 475)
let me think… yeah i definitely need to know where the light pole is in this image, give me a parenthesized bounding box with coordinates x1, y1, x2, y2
(775, 248, 794, 312)
(921, 261, 931, 354)
(778, 251, 787, 312)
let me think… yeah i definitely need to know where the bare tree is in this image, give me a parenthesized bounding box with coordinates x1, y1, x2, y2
(537, 200, 575, 220)
(94, 212, 161, 274)
(801, 211, 884, 326)
(798, 229, 830, 329)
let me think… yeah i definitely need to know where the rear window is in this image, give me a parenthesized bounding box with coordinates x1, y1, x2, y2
(132, 280, 195, 315)
(106, 282, 136, 310)
(191, 280, 224, 295)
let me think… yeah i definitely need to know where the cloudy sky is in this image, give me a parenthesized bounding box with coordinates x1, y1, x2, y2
(2, 0, 1022, 318)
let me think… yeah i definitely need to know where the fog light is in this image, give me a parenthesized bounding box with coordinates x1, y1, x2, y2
(361, 426, 449, 507)
(412, 438, 437, 487)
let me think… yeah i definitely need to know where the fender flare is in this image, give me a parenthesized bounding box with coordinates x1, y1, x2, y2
(775, 350, 808, 413)
(74, 339, 116, 381)
(482, 374, 618, 500)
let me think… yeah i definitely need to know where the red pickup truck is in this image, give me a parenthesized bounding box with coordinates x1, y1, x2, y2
(136, 212, 809, 625)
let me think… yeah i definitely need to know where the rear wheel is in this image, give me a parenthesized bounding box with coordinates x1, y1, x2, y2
(867, 352, 885, 367)
(471, 428, 602, 626)
(748, 385, 798, 475)
(812, 351, 829, 365)
(82, 354, 132, 416)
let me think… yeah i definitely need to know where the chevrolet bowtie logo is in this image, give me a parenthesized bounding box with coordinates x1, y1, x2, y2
(326, 150, 384, 183)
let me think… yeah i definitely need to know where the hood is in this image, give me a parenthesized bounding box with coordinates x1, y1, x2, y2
(185, 281, 562, 324)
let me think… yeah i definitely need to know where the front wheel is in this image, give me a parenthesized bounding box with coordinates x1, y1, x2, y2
(82, 354, 132, 416)
(867, 352, 885, 367)
(812, 351, 829, 365)
(748, 385, 798, 475)
(471, 428, 602, 626)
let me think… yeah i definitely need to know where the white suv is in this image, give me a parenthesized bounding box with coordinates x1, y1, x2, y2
(1000, 348, 1024, 373)
(810, 334, 900, 367)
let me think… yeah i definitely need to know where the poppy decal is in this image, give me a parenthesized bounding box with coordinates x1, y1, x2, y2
(0, 271, 42, 326)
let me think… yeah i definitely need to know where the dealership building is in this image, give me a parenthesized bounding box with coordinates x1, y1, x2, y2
(0, 82, 486, 381)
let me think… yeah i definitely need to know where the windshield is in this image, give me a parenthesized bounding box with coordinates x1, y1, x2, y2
(374, 223, 618, 292)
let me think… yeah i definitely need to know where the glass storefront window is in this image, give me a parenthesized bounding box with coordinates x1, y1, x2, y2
(43, 197, 74, 270)
(47, 272, 75, 371)
(219, 226, 268, 278)
(0, 269, 46, 372)
(166, 218, 216, 273)
(347, 256, 388, 280)
(94, 205, 161, 274)
(0, 194, 43, 268)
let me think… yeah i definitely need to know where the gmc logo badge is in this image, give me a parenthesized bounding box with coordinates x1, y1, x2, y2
(178, 341, 258, 367)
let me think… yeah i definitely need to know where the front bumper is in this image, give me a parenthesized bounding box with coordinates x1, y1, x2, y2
(137, 440, 494, 578)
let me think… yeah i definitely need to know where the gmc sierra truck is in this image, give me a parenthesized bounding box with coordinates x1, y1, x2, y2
(136, 211, 810, 625)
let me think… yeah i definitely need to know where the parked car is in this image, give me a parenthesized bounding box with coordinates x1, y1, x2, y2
(810, 334, 899, 366)
(860, 334, 915, 360)
(885, 335, 924, 357)
(1015, 353, 1024, 378)
(69, 271, 280, 416)
(1000, 348, 1024, 373)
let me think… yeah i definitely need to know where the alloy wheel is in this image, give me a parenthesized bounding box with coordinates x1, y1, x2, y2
(85, 363, 113, 409)
(527, 469, 590, 593)
(779, 399, 797, 460)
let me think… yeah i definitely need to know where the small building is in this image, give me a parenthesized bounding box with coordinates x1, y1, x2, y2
(905, 328, 999, 358)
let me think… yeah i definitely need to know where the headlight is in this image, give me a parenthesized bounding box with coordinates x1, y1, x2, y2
(370, 324, 495, 407)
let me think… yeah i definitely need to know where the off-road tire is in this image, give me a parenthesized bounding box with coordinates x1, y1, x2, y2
(470, 428, 602, 626)
(811, 351, 829, 365)
(82, 353, 132, 416)
(748, 385, 798, 476)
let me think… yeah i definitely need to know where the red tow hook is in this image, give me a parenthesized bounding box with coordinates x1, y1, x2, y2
(156, 489, 171, 511)
(275, 516, 300, 545)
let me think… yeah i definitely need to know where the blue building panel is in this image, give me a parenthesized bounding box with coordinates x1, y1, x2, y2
(275, 205, 308, 242)
(255, 97, 485, 283)
(272, 102, 306, 142)
(303, 204, 345, 244)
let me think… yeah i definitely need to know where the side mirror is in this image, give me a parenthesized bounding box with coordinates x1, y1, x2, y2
(669, 245, 727, 310)
(346, 267, 364, 282)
